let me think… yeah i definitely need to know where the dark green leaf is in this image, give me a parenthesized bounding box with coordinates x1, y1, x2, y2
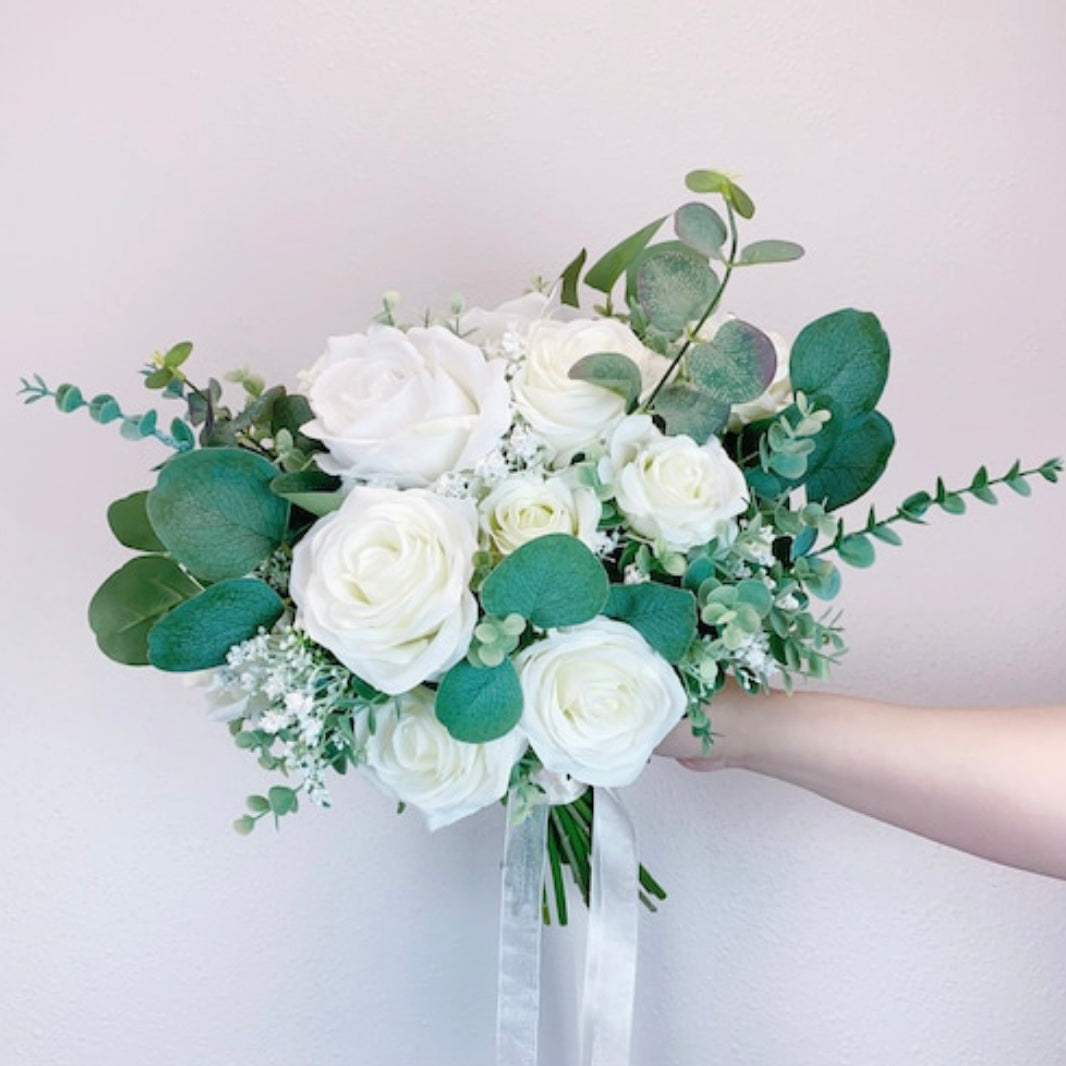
(434, 658, 523, 742)
(940, 492, 967, 514)
(634, 243, 719, 335)
(88, 556, 200, 666)
(567, 352, 643, 409)
(736, 240, 805, 266)
(651, 383, 730, 442)
(674, 202, 728, 258)
(147, 447, 290, 581)
(804, 411, 895, 510)
(171, 419, 196, 449)
(107, 491, 167, 552)
(584, 216, 666, 295)
(147, 578, 284, 671)
(481, 533, 609, 628)
(790, 309, 890, 423)
(270, 469, 345, 516)
(687, 319, 777, 405)
(604, 583, 698, 663)
(559, 248, 587, 308)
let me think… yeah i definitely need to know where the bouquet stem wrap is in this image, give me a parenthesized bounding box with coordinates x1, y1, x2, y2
(496, 788, 639, 1066)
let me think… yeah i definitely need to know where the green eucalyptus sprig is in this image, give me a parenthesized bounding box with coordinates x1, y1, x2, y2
(18, 373, 195, 451)
(814, 458, 1063, 569)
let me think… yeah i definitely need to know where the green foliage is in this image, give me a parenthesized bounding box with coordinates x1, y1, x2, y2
(145, 342, 194, 390)
(687, 319, 776, 405)
(480, 534, 609, 628)
(434, 658, 524, 742)
(567, 351, 643, 409)
(804, 410, 895, 510)
(604, 582, 698, 663)
(583, 216, 667, 296)
(147, 578, 285, 671)
(269, 469, 345, 517)
(468, 613, 526, 668)
(684, 169, 756, 219)
(88, 556, 200, 665)
(147, 447, 290, 581)
(651, 383, 731, 442)
(18, 374, 194, 451)
(673, 202, 728, 259)
(559, 247, 587, 308)
(107, 491, 166, 552)
(632, 242, 719, 336)
(736, 240, 805, 266)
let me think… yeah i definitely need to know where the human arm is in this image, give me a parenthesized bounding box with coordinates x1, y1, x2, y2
(657, 687, 1066, 880)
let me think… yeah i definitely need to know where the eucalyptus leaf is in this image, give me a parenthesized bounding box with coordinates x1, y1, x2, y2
(837, 533, 876, 568)
(567, 351, 643, 409)
(604, 583, 697, 663)
(805, 411, 895, 510)
(89, 394, 122, 424)
(147, 447, 290, 581)
(163, 341, 193, 369)
(651, 383, 730, 443)
(434, 658, 524, 742)
(790, 309, 890, 423)
(584, 216, 666, 295)
(270, 469, 345, 516)
(107, 491, 166, 552)
(674, 202, 728, 258)
(88, 556, 200, 665)
(633, 243, 719, 335)
(559, 247, 587, 308)
(481, 533, 609, 628)
(736, 240, 805, 266)
(687, 319, 776, 405)
(147, 578, 284, 671)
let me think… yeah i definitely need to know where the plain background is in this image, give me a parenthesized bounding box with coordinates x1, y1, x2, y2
(3, 3, 1064, 1064)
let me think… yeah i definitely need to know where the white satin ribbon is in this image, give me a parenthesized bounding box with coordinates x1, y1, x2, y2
(580, 787, 639, 1066)
(495, 787, 639, 1066)
(495, 794, 548, 1066)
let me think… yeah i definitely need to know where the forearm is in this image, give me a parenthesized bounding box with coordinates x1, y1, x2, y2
(661, 690, 1066, 879)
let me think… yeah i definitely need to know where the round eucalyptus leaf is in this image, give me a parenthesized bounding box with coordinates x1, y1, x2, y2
(147, 447, 290, 581)
(674, 202, 728, 258)
(567, 351, 643, 409)
(604, 583, 697, 663)
(107, 491, 167, 552)
(634, 243, 719, 335)
(737, 239, 805, 266)
(88, 555, 200, 666)
(481, 533, 609, 628)
(650, 383, 730, 443)
(687, 319, 777, 405)
(434, 659, 524, 743)
(147, 578, 284, 672)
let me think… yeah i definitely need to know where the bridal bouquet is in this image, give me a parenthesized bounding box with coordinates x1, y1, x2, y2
(21, 170, 1060, 922)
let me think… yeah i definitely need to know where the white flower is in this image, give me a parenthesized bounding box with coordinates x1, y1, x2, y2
(301, 324, 512, 487)
(460, 291, 560, 349)
(478, 472, 601, 556)
(514, 617, 687, 787)
(600, 414, 748, 551)
(289, 486, 479, 694)
(359, 688, 527, 830)
(511, 318, 661, 465)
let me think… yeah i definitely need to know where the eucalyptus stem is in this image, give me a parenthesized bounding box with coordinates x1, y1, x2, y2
(642, 201, 739, 411)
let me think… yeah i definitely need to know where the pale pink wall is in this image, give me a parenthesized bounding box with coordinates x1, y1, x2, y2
(3, 3, 1064, 1064)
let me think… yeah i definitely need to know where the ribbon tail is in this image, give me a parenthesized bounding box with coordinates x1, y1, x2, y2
(581, 787, 639, 1066)
(496, 792, 549, 1066)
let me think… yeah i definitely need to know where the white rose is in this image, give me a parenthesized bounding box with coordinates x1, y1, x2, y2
(600, 414, 748, 551)
(459, 291, 561, 349)
(511, 318, 660, 465)
(289, 486, 479, 694)
(301, 324, 512, 487)
(514, 617, 687, 787)
(479, 472, 602, 556)
(359, 687, 527, 830)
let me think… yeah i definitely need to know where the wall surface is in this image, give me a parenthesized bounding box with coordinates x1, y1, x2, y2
(3, 3, 1064, 1064)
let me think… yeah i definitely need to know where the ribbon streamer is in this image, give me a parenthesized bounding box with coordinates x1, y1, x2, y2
(495, 794, 548, 1066)
(495, 787, 638, 1066)
(580, 787, 639, 1066)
